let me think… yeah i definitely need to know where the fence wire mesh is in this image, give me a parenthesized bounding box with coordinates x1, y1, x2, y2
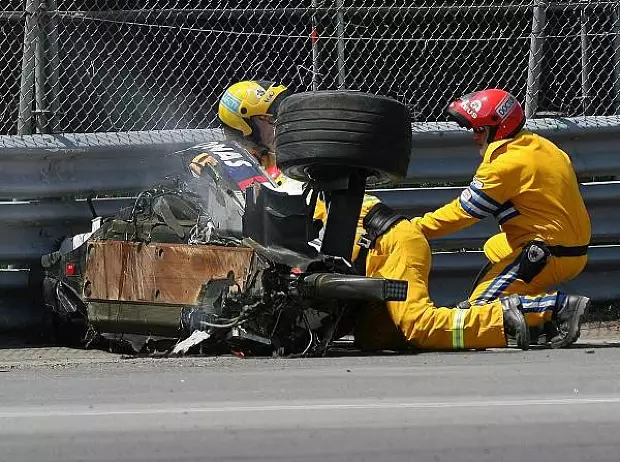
(1, 1, 620, 135)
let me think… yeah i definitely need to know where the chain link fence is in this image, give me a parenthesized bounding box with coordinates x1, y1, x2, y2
(1, 1, 620, 135)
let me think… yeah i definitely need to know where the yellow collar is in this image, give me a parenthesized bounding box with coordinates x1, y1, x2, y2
(482, 130, 529, 162)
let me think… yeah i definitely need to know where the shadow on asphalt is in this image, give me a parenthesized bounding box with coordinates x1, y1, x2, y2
(1, 320, 619, 358)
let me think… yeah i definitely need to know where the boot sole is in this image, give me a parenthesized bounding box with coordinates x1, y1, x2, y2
(516, 326, 530, 350)
(550, 297, 590, 349)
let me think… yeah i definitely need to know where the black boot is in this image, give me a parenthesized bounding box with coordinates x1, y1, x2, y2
(549, 295, 590, 349)
(501, 295, 530, 350)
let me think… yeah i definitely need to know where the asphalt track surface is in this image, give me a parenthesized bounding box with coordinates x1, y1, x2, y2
(1, 342, 620, 462)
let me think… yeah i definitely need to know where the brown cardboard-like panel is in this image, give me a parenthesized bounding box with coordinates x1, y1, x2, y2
(84, 241, 254, 305)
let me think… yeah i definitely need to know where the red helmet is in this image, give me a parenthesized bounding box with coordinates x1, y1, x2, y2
(446, 89, 526, 143)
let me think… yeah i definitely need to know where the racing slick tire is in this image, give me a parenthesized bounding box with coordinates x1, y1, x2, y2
(275, 91, 412, 186)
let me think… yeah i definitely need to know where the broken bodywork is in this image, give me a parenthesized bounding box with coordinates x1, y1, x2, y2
(84, 242, 254, 336)
(41, 157, 406, 357)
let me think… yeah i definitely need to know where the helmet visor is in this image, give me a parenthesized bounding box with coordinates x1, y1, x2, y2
(446, 104, 473, 130)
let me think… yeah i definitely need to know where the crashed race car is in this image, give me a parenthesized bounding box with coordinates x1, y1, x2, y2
(40, 91, 413, 356)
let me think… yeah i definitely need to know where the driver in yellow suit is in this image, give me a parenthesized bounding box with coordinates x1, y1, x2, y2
(192, 80, 589, 351)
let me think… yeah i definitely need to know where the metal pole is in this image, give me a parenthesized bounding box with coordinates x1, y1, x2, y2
(613, 6, 620, 115)
(34, 1, 47, 133)
(580, 1, 591, 116)
(31, 0, 59, 134)
(45, 0, 60, 133)
(525, 2, 546, 119)
(336, 0, 346, 89)
(311, 0, 320, 91)
(17, 0, 40, 135)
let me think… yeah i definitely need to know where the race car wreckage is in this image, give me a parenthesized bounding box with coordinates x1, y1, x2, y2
(41, 91, 413, 356)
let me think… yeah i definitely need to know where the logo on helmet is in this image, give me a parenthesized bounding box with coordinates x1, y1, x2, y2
(496, 95, 517, 120)
(459, 99, 481, 119)
(264, 91, 276, 103)
(469, 100, 483, 112)
(221, 92, 241, 113)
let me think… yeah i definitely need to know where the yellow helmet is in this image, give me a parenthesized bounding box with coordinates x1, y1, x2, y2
(218, 80, 289, 136)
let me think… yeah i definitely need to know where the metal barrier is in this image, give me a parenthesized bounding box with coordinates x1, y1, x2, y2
(1, 121, 620, 330)
(0, 129, 224, 198)
(2, 117, 620, 199)
(0, 182, 618, 264)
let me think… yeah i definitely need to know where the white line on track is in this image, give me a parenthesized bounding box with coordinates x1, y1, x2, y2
(1, 396, 620, 418)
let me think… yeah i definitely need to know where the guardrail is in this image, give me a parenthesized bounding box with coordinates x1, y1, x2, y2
(0, 182, 618, 263)
(1, 117, 619, 199)
(0, 129, 224, 199)
(1, 118, 619, 331)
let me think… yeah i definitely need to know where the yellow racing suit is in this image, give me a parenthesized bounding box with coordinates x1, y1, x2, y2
(314, 194, 571, 350)
(414, 130, 591, 325)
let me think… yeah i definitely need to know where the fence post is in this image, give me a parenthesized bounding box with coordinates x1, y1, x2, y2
(613, 5, 620, 115)
(525, 1, 547, 118)
(311, 0, 320, 91)
(580, 1, 592, 115)
(34, 0, 48, 133)
(40, 0, 60, 134)
(17, 0, 40, 135)
(336, 0, 346, 89)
